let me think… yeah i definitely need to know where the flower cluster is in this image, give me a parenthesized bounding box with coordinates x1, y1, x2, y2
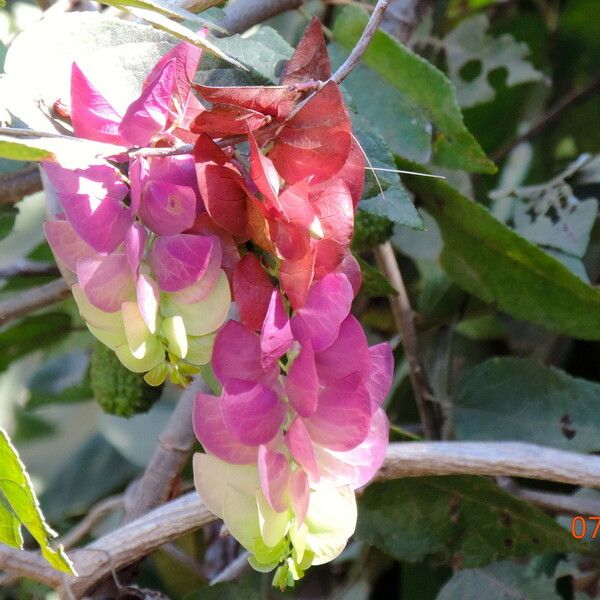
(43, 39, 233, 385)
(43, 18, 392, 587)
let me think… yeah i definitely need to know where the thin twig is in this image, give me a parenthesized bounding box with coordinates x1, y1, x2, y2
(0, 165, 43, 205)
(0, 260, 59, 280)
(59, 496, 124, 550)
(330, 0, 390, 85)
(374, 242, 443, 439)
(209, 551, 250, 585)
(514, 488, 600, 517)
(491, 69, 600, 163)
(0, 279, 71, 327)
(217, 0, 305, 35)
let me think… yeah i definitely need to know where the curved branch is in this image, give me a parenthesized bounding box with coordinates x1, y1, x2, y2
(377, 441, 600, 487)
(217, 0, 305, 35)
(0, 165, 43, 206)
(0, 279, 71, 326)
(4, 440, 600, 594)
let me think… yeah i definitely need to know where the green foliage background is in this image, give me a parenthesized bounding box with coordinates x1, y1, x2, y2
(1, 0, 600, 597)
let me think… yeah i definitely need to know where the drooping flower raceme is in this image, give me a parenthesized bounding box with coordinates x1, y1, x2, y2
(193, 273, 391, 584)
(42, 17, 393, 588)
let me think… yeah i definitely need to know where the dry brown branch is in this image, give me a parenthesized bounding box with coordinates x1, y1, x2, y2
(0, 279, 71, 326)
(217, 0, 305, 34)
(122, 381, 202, 522)
(4, 440, 600, 595)
(0, 165, 43, 205)
(374, 242, 443, 439)
(377, 441, 600, 487)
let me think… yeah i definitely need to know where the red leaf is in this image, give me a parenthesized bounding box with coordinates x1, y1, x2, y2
(270, 220, 311, 261)
(269, 81, 352, 185)
(311, 179, 354, 247)
(195, 136, 249, 238)
(310, 139, 365, 208)
(247, 196, 276, 254)
(233, 253, 274, 331)
(248, 133, 281, 214)
(188, 212, 240, 284)
(280, 17, 332, 85)
(280, 250, 316, 309)
(193, 84, 299, 120)
(191, 104, 270, 137)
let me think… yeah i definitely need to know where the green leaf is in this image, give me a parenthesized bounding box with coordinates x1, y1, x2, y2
(357, 476, 580, 568)
(0, 496, 23, 547)
(442, 15, 544, 108)
(354, 124, 423, 229)
(99, 0, 224, 31)
(454, 357, 600, 452)
(333, 6, 496, 174)
(0, 427, 75, 573)
(330, 43, 432, 162)
(398, 157, 600, 340)
(436, 561, 561, 600)
(116, 6, 245, 69)
(0, 204, 18, 241)
(0, 312, 72, 373)
(355, 255, 396, 297)
(203, 26, 293, 84)
(41, 433, 139, 522)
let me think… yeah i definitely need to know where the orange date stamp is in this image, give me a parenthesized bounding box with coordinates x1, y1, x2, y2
(570, 516, 600, 539)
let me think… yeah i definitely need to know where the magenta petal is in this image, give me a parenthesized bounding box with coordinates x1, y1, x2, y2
(125, 222, 147, 274)
(313, 408, 389, 489)
(150, 234, 218, 291)
(290, 469, 309, 527)
(336, 251, 362, 296)
(212, 321, 278, 386)
(43, 220, 97, 272)
(77, 253, 135, 312)
(144, 42, 201, 114)
(284, 418, 320, 484)
(43, 161, 128, 199)
(366, 343, 394, 411)
(260, 291, 293, 369)
(147, 153, 199, 194)
(119, 59, 175, 146)
(304, 372, 371, 452)
(292, 273, 353, 352)
(170, 240, 222, 304)
(316, 315, 371, 385)
(139, 180, 197, 235)
(285, 342, 319, 417)
(258, 446, 290, 513)
(193, 393, 257, 464)
(70, 63, 126, 145)
(128, 157, 148, 215)
(59, 192, 132, 254)
(221, 379, 285, 446)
